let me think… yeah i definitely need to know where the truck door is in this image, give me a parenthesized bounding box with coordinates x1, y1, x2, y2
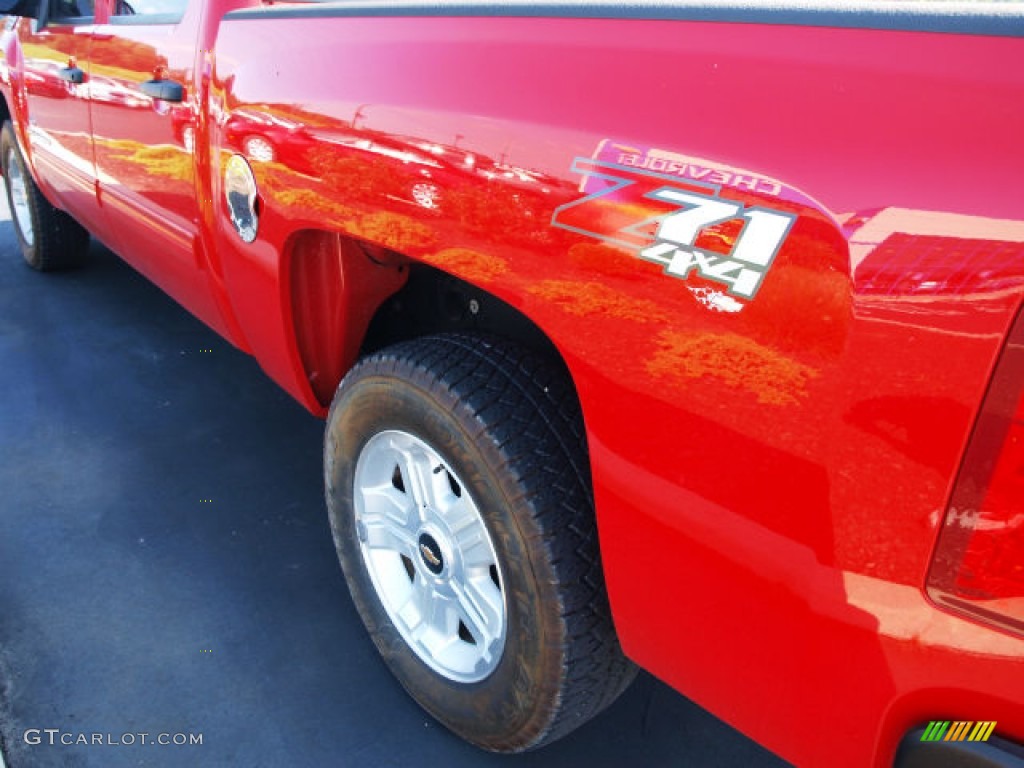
(16, 0, 102, 230)
(88, 0, 228, 336)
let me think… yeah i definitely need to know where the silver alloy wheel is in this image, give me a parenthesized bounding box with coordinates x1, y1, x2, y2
(6, 148, 34, 247)
(353, 429, 506, 683)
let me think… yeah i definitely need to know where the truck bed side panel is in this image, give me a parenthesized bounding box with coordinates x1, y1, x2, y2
(209, 14, 1024, 766)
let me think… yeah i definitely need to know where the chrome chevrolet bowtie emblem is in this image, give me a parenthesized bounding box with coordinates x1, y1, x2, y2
(420, 543, 441, 568)
(417, 533, 445, 575)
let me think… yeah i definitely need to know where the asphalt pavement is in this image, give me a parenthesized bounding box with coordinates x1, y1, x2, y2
(0, 195, 789, 768)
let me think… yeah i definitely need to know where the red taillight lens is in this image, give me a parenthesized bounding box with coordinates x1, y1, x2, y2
(927, 307, 1024, 636)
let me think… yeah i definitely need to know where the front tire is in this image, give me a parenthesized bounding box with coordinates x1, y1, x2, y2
(324, 334, 636, 752)
(1, 120, 89, 271)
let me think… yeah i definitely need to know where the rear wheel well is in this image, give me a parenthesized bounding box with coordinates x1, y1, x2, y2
(361, 262, 567, 376)
(286, 232, 577, 413)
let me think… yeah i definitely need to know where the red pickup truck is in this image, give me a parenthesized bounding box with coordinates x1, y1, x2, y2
(1, 1, 1022, 765)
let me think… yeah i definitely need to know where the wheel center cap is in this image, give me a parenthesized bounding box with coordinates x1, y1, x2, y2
(417, 533, 445, 575)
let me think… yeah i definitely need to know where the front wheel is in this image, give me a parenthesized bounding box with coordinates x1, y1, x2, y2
(1, 121, 89, 271)
(324, 334, 636, 752)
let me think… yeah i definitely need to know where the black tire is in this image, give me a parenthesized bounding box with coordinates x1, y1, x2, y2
(324, 333, 636, 752)
(1, 120, 89, 271)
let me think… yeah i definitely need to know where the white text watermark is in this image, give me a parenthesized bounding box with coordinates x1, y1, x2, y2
(23, 729, 203, 747)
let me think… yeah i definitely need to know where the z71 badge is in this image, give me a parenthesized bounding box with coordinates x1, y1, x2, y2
(552, 146, 797, 308)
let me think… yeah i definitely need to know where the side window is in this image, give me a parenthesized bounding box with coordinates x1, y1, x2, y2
(48, 0, 94, 22)
(110, 0, 187, 23)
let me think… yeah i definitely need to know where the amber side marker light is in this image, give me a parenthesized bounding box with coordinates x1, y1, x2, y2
(927, 306, 1024, 636)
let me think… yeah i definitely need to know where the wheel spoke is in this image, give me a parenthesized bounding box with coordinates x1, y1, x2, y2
(451, 578, 502, 654)
(423, 585, 458, 640)
(398, 444, 455, 512)
(443, 492, 480, 531)
(362, 518, 415, 554)
(399, 577, 450, 640)
(359, 486, 417, 555)
(362, 482, 414, 526)
(396, 575, 432, 635)
(455, 525, 495, 571)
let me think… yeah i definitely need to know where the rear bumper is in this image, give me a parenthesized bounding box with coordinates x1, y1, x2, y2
(896, 726, 1024, 768)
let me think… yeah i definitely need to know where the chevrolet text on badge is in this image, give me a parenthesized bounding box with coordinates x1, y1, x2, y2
(615, 144, 784, 197)
(552, 155, 796, 305)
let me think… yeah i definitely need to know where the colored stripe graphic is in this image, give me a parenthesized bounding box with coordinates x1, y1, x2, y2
(921, 721, 950, 741)
(921, 721, 997, 742)
(968, 722, 997, 742)
(946, 721, 970, 741)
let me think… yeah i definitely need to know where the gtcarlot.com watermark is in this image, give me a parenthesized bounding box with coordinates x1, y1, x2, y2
(23, 729, 203, 747)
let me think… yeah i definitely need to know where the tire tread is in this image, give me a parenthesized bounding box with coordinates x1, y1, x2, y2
(347, 333, 637, 750)
(2, 121, 89, 271)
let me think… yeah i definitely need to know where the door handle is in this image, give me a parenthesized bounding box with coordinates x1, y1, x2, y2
(57, 66, 85, 84)
(139, 78, 184, 103)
